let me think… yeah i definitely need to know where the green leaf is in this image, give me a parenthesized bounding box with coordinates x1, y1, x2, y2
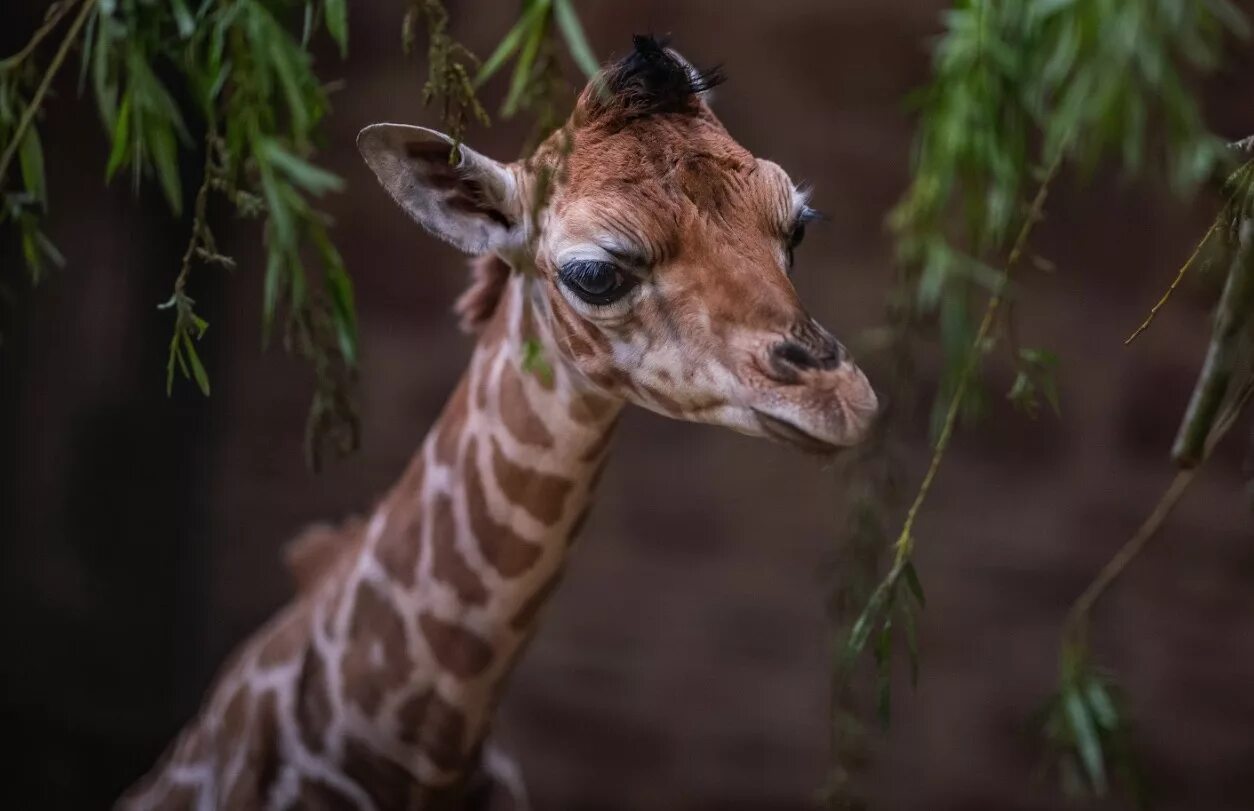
(876, 670, 892, 726)
(553, 0, 600, 79)
(165, 332, 180, 396)
(181, 330, 211, 395)
(259, 164, 297, 250)
(1063, 687, 1108, 794)
(520, 337, 553, 384)
(34, 229, 65, 268)
(249, 9, 312, 138)
(105, 91, 132, 181)
(262, 244, 285, 340)
(844, 580, 890, 664)
(260, 139, 344, 196)
(476, 0, 548, 87)
(1084, 678, 1119, 731)
(1007, 370, 1038, 417)
(325, 0, 348, 57)
(1039, 370, 1062, 416)
(901, 561, 926, 607)
(1019, 347, 1059, 367)
(126, 49, 190, 144)
(92, 15, 119, 130)
(502, 2, 550, 118)
(314, 223, 358, 367)
(78, 4, 99, 95)
(20, 226, 41, 282)
(873, 617, 892, 666)
(147, 119, 184, 215)
(18, 124, 46, 208)
(170, 0, 195, 38)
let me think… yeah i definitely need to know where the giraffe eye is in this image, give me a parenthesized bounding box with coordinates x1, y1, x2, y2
(787, 221, 807, 267)
(787, 206, 820, 268)
(558, 260, 636, 306)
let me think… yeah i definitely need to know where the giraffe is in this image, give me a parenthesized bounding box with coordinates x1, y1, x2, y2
(118, 36, 878, 810)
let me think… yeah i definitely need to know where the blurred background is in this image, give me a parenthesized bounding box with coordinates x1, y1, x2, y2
(3, 1, 1254, 809)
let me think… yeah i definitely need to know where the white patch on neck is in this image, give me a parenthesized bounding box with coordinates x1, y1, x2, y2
(366, 510, 389, 545)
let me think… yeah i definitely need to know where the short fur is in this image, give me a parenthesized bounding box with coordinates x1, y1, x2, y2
(453, 34, 726, 329)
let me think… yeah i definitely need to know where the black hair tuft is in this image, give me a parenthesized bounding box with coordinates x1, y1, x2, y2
(591, 35, 725, 120)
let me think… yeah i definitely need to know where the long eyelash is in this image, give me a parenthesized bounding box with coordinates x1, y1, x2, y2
(798, 205, 824, 225)
(561, 259, 614, 283)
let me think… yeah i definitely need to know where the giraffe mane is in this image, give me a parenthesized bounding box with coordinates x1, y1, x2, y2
(584, 34, 726, 123)
(283, 516, 366, 594)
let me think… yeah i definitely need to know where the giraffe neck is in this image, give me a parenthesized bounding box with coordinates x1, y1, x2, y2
(317, 261, 622, 790)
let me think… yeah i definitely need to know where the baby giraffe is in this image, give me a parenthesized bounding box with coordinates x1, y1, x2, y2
(119, 36, 877, 810)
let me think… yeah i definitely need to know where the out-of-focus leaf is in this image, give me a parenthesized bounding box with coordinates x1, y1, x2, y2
(553, 0, 600, 79)
(104, 91, 131, 180)
(148, 119, 184, 215)
(875, 669, 892, 726)
(502, 2, 549, 118)
(170, 0, 195, 38)
(261, 139, 344, 196)
(182, 330, 211, 395)
(263, 240, 285, 336)
(18, 124, 46, 207)
(1064, 687, 1108, 794)
(314, 222, 358, 367)
(325, 0, 348, 57)
(477, 0, 547, 86)
(845, 582, 888, 664)
(1084, 678, 1119, 731)
(901, 561, 926, 607)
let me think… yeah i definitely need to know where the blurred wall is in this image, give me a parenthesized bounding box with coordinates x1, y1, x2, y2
(3, 1, 1254, 809)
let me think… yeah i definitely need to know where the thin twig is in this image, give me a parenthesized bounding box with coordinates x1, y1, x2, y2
(175, 134, 218, 297)
(1063, 374, 1254, 650)
(1124, 220, 1219, 344)
(892, 147, 1067, 565)
(0, 0, 96, 187)
(0, 0, 80, 70)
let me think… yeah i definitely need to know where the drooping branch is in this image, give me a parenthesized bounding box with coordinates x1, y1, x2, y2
(0, 0, 81, 71)
(0, 0, 96, 187)
(891, 146, 1066, 566)
(1064, 372, 1254, 652)
(1171, 218, 1254, 466)
(1124, 221, 1220, 345)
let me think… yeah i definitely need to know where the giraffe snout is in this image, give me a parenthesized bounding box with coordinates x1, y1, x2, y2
(766, 320, 849, 382)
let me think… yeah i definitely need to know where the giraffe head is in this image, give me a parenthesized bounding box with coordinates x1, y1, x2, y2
(359, 36, 877, 453)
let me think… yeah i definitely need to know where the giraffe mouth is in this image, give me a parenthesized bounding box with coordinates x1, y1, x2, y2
(752, 409, 841, 456)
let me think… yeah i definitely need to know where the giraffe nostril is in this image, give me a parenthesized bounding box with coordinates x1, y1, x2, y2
(773, 341, 821, 371)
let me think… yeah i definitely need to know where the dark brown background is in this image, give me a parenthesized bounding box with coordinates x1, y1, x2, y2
(3, 2, 1253, 809)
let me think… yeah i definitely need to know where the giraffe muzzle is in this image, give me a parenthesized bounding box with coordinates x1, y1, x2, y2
(752, 408, 847, 455)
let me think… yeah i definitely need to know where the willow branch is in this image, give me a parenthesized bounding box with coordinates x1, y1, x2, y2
(1063, 374, 1254, 651)
(1124, 220, 1220, 345)
(0, 0, 96, 187)
(892, 147, 1067, 565)
(1172, 218, 1254, 466)
(174, 135, 219, 297)
(0, 0, 80, 70)
(1127, 142, 1254, 345)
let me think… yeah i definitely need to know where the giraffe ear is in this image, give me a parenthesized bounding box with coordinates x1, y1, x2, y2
(357, 123, 524, 255)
